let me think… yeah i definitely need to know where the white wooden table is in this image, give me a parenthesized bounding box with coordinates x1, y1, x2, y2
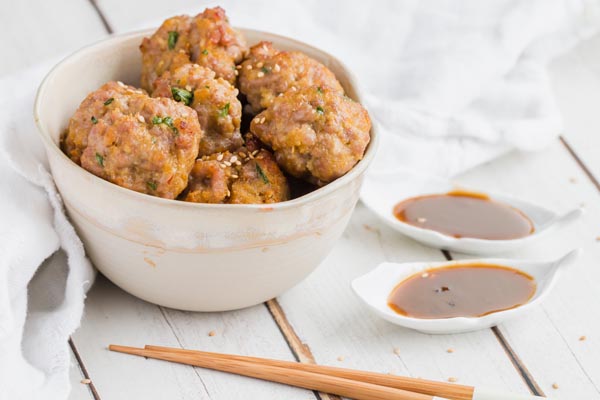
(4, 1, 600, 399)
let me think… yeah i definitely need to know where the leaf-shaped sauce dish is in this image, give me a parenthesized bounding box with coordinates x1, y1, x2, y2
(361, 169, 583, 255)
(352, 250, 581, 334)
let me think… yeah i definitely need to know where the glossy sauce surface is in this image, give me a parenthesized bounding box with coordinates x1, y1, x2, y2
(393, 191, 534, 240)
(388, 264, 536, 319)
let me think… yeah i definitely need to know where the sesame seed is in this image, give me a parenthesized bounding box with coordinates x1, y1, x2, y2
(337, 356, 344, 362)
(422, 272, 430, 278)
(261, 117, 266, 123)
(234, 70, 239, 76)
(238, 152, 246, 158)
(137, 115, 145, 123)
(274, 64, 281, 72)
(235, 161, 242, 166)
(278, 93, 283, 97)
(81, 379, 91, 384)
(208, 330, 216, 337)
(226, 189, 231, 197)
(257, 71, 265, 78)
(290, 86, 297, 91)
(230, 156, 238, 163)
(193, 64, 200, 68)
(224, 161, 232, 166)
(231, 174, 239, 178)
(252, 150, 259, 156)
(117, 81, 126, 87)
(580, 335, 587, 341)
(417, 217, 427, 223)
(393, 347, 401, 355)
(217, 153, 224, 161)
(552, 383, 559, 390)
(236, 65, 242, 69)
(448, 377, 458, 383)
(256, 62, 264, 68)
(246, 64, 252, 70)
(220, 163, 227, 169)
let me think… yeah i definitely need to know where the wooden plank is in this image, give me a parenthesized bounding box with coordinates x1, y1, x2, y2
(275, 204, 533, 395)
(69, 347, 96, 400)
(549, 33, 600, 180)
(0, 0, 107, 77)
(452, 141, 600, 399)
(72, 275, 312, 399)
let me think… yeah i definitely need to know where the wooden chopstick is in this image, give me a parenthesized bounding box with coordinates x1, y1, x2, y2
(143, 345, 471, 400)
(109, 344, 445, 400)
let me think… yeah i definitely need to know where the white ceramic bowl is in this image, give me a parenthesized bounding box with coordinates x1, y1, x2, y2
(352, 249, 581, 334)
(34, 29, 378, 311)
(361, 168, 583, 255)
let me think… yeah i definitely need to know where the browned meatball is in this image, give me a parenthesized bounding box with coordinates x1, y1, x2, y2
(140, 7, 247, 91)
(152, 63, 243, 156)
(250, 86, 371, 186)
(183, 147, 289, 204)
(62, 81, 202, 199)
(238, 42, 344, 114)
(140, 16, 193, 92)
(188, 7, 247, 84)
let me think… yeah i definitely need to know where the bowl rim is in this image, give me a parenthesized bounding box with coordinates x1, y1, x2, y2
(33, 27, 379, 212)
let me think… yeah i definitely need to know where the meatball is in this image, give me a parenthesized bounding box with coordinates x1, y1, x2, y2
(62, 81, 202, 199)
(238, 42, 344, 114)
(140, 15, 193, 92)
(250, 86, 371, 186)
(183, 147, 289, 204)
(140, 7, 247, 91)
(152, 63, 243, 156)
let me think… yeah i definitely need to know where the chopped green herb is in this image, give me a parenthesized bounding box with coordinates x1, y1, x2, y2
(104, 97, 114, 106)
(255, 163, 269, 184)
(152, 115, 178, 135)
(317, 86, 323, 94)
(205, 85, 210, 89)
(261, 66, 270, 74)
(163, 116, 174, 127)
(91, 116, 98, 124)
(147, 180, 157, 191)
(219, 102, 230, 118)
(167, 31, 179, 50)
(201, 49, 208, 55)
(171, 87, 193, 106)
(316, 106, 324, 115)
(95, 153, 104, 167)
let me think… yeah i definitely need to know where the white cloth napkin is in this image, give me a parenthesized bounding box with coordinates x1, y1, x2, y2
(0, 64, 95, 399)
(1, 1, 599, 399)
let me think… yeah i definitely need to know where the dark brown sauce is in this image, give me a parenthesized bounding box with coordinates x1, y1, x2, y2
(388, 263, 536, 319)
(393, 191, 534, 240)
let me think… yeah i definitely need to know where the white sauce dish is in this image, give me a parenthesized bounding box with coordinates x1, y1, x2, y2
(361, 169, 583, 255)
(351, 249, 581, 334)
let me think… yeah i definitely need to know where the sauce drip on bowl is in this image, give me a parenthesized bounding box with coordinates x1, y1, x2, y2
(393, 191, 534, 240)
(387, 263, 536, 319)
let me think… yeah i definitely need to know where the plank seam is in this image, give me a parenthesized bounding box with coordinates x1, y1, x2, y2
(559, 136, 600, 192)
(265, 299, 339, 400)
(157, 306, 213, 397)
(87, 0, 114, 34)
(69, 337, 102, 400)
(443, 251, 546, 396)
(491, 327, 546, 397)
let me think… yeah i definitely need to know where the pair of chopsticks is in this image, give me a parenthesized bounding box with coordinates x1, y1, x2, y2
(109, 344, 546, 400)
